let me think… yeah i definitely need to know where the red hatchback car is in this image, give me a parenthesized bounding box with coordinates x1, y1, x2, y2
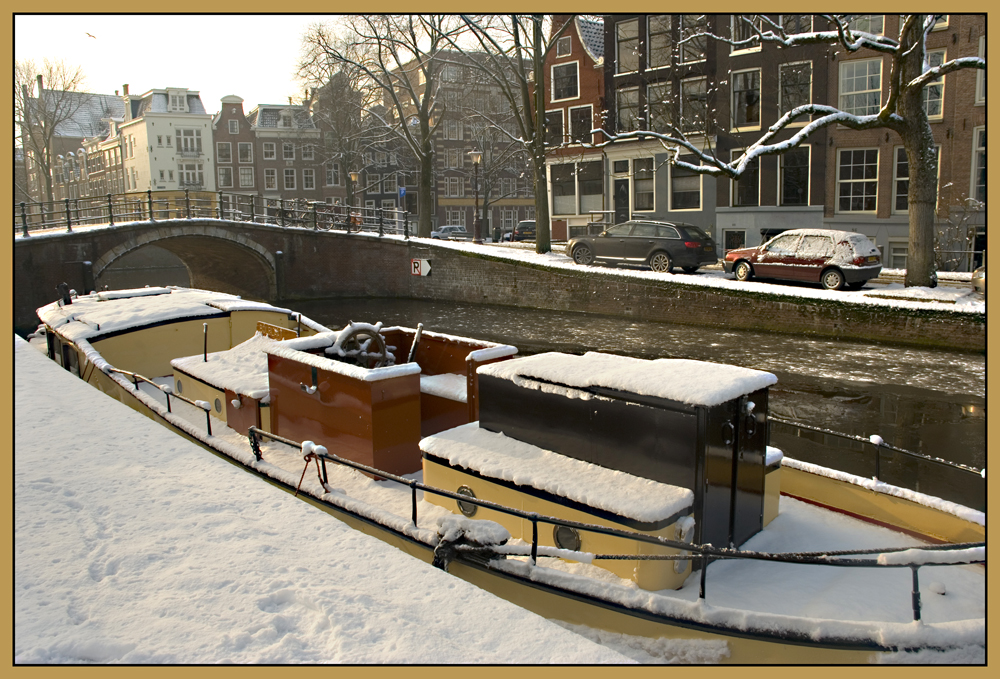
(723, 229, 882, 290)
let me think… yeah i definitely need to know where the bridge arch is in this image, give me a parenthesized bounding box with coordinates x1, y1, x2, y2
(92, 223, 277, 299)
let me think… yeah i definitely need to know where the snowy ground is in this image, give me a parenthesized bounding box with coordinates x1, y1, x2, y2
(12, 337, 634, 664)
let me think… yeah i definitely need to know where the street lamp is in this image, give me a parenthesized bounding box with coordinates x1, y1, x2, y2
(468, 150, 483, 244)
(349, 170, 360, 231)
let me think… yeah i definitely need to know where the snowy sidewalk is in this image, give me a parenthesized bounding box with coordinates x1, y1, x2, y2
(13, 337, 632, 664)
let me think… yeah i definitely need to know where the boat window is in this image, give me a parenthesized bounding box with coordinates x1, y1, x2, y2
(456, 485, 478, 517)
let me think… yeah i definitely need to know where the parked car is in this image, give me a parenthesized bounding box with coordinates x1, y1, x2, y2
(512, 220, 536, 241)
(972, 265, 985, 294)
(566, 220, 718, 273)
(723, 229, 882, 290)
(431, 225, 471, 240)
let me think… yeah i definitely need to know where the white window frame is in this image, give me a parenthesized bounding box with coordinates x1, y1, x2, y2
(616, 19, 640, 74)
(326, 163, 341, 186)
(975, 37, 985, 105)
(632, 158, 656, 213)
(931, 14, 949, 31)
(551, 61, 580, 103)
(556, 35, 572, 57)
(893, 145, 941, 214)
(303, 168, 315, 190)
(216, 142, 232, 163)
(283, 168, 296, 190)
(264, 168, 277, 190)
(545, 109, 565, 145)
(731, 68, 761, 132)
(303, 145, 315, 161)
(836, 147, 879, 214)
(669, 157, 703, 212)
(971, 126, 985, 203)
(263, 142, 276, 160)
(780, 144, 811, 207)
(848, 15, 884, 35)
(228, 120, 238, 134)
(730, 148, 760, 207)
(218, 166, 233, 188)
(369, 174, 381, 194)
(238, 142, 253, 164)
(730, 15, 761, 54)
(839, 58, 883, 116)
(239, 167, 254, 188)
(569, 104, 594, 144)
(778, 61, 813, 126)
(923, 49, 946, 120)
(381, 199, 396, 211)
(283, 143, 295, 161)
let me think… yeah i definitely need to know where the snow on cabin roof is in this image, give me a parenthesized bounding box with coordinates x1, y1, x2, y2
(172, 332, 276, 401)
(478, 352, 777, 407)
(37, 287, 241, 343)
(264, 342, 421, 382)
(420, 423, 693, 524)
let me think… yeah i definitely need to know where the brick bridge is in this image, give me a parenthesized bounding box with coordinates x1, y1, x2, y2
(13, 218, 984, 352)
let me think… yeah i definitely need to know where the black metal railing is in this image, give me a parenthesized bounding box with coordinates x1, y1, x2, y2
(768, 415, 985, 512)
(106, 367, 215, 435)
(15, 189, 412, 239)
(247, 425, 982, 622)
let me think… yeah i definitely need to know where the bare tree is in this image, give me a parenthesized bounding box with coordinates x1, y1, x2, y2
(936, 197, 984, 272)
(592, 14, 985, 287)
(299, 15, 466, 237)
(16, 59, 88, 204)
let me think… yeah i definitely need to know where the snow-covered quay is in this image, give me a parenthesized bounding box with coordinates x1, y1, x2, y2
(12, 336, 633, 664)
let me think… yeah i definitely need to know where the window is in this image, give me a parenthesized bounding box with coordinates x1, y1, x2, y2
(551, 164, 575, 214)
(303, 168, 315, 190)
(501, 177, 515, 197)
(552, 62, 579, 101)
(264, 169, 277, 190)
(218, 167, 233, 188)
(239, 167, 254, 188)
(780, 15, 812, 34)
(731, 150, 759, 206)
(545, 110, 564, 146)
(837, 149, 878, 212)
(923, 50, 945, 119)
(617, 87, 641, 132)
(263, 142, 276, 160)
(556, 35, 572, 57)
(176, 129, 202, 154)
(169, 94, 186, 112)
(731, 15, 760, 52)
(445, 119, 462, 140)
(501, 209, 516, 229)
(382, 174, 395, 194)
(157, 135, 163, 146)
(670, 155, 701, 210)
(178, 163, 203, 187)
(303, 145, 315, 160)
(159, 169, 165, 181)
(168, 170, 173, 181)
(781, 147, 811, 205)
(633, 158, 654, 211)
(446, 176, 463, 197)
(648, 15, 672, 69)
(888, 241, 909, 269)
(369, 174, 381, 194)
(376, 151, 387, 166)
(578, 161, 602, 213)
(680, 78, 708, 132)
(443, 65, 461, 81)
(779, 62, 812, 120)
(840, 59, 882, 116)
(283, 143, 294, 160)
(894, 146, 940, 212)
(446, 149, 461, 168)
(976, 37, 985, 104)
(569, 106, 592, 143)
(228, 120, 239, 134)
(972, 128, 985, 203)
(932, 15, 949, 30)
(281, 114, 292, 128)
(238, 142, 253, 163)
(326, 163, 341, 186)
(284, 168, 296, 190)
(217, 142, 232, 163)
(617, 20, 640, 73)
(848, 15, 883, 35)
(679, 15, 707, 63)
(647, 82, 673, 134)
(732, 69, 761, 129)
(445, 207, 464, 224)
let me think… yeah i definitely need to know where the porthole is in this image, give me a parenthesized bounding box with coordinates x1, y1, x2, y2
(456, 485, 477, 517)
(553, 525, 582, 552)
(175, 380, 183, 394)
(214, 398, 223, 413)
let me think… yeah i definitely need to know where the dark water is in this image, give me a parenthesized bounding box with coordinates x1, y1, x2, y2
(292, 296, 986, 508)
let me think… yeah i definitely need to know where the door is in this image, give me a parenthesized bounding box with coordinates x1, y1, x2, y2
(593, 222, 633, 262)
(794, 234, 835, 282)
(614, 178, 630, 223)
(753, 233, 801, 279)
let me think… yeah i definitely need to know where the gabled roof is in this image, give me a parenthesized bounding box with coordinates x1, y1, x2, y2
(247, 105, 315, 129)
(577, 16, 604, 63)
(36, 91, 126, 139)
(133, 92, 208, 117)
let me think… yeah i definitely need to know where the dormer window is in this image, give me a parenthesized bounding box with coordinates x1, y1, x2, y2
(281, 114, 292, 128)
(169, 93, 187, 112)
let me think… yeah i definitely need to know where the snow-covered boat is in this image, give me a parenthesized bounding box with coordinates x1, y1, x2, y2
(32, 286, 984, 663)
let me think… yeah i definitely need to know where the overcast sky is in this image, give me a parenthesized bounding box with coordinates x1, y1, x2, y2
(14, 14, 336, 114)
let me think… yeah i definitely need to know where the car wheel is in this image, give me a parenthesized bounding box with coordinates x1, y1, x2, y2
(734, 261, 753, 281)
(821, 268, 845, 290)
(682, 266, 700, 274)
(649, 252, 673, 273)
(572, 244, 595, 266)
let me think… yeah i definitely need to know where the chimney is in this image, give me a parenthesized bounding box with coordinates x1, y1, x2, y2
(122, 84, 133, 122)
(123, 84, 129, 95)
(36, 74, 43, 92)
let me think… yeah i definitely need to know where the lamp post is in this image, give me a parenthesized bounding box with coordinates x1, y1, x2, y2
(468, 150, 483, 244)
(349, 170, 360, 231)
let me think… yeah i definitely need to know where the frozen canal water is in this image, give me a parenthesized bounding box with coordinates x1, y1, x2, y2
(293, 297, 985, 509)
